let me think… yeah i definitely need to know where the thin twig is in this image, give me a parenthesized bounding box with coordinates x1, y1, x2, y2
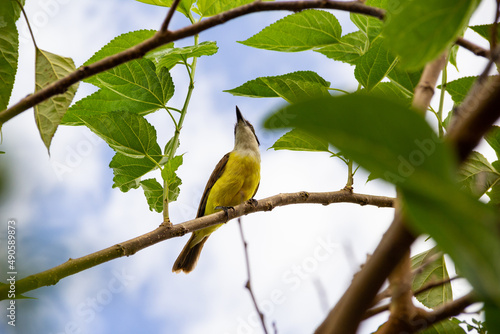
(0, 190, 394, 300)
(0, 0, 384, 125)
(455, 37, 491, 59)
(238, 218, 269, 334)
(160, 0, 182, 32)
(15, 0, 37, 49)
(363, 276, 464, 320)
(413, 276, 459, 296)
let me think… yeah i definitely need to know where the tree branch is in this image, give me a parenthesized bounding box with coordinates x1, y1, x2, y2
(238, 218, 270, 334)
(315, 212, 416, 334)
(412, 54, 448, 114)
(0, 190, 393, 300)
(456, 37, 491, 59)
(160, 0, 181, 32)
(409, 293, 478, 333)
(0, 0, 384, 125)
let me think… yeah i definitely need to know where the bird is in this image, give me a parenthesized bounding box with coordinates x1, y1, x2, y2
(172, 106, 261, 273)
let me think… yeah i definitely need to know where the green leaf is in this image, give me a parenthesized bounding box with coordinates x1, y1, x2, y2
(269, 129, 329, 152)
(110, 152, 161, 192)
(62, 72, 172, 126)
(368, 82, 412, 105)
(441, 76, 478, 104)
(161, 155, 183, 202)
(0, 0, 24, 112)
(265, 94, 454, 199)
(264, 95, 500, 308)
(315, 30, 367, 64)
(225, 71, 330, 103)
(197, 0, 253, 17)
(134, 0, 194, 17)
(419, 319, 466, 334)
(486, 126, 500, 160)
(411, 247, 452, 309)
(485, 302, 500, 334)
(86, 59, 173, 107)
(78, 111, 162, 159)
(84, 30, 157, 66)
(449, 44, 460, 71)
(349, 0, 386, 42)
(383, 0, 480, 69)
(457, 151, 500, 198)
(354, 38, 397, 90)
(387, 64, 422, 94)
(470, 24, 500, 43)
(145, 41, 218, 69)
(34, 49, 79, 151)
(239, 10, 341, 52)
(140, 178, 164, 212)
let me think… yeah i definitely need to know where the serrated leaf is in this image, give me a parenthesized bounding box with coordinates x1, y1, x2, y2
(383, 0, 480, 69)
(411, 247, 452, 309)
(140, 178, 164, 212)
(265, 94, 500, 309)
(34, 49, 79, 151)
(84, 30, 157, 66)
(134, 0, 194, 17)
(387, 64, 422, 94)
(486, 126, 500, 160)
(145, 41, 218, 69)
(0, 0, 24, 112)
(315, 30, 367, 64)
(197, 0, 253, 17)
(349, 0, 386, 42)
(239, 10, 341, 52)
(449, 44, 459, 71)
(270, 128, 329, 152)
(419, 319, 466, 334)
(440, 76, 478, 104)
(225, 71, 330, 103)
(368, 82, 412, 105)
(110, 152, 161, 192)
(457, 151, 500, 198)
(62, 76, 171, 126)
(354, 38, 397, 90)
(78, 111, 162, 159)
(161, 155, 183, 202)
(85, 59, 174, 107)
(470, 24, 500, 43)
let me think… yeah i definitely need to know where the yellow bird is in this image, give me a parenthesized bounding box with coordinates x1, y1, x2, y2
(172, 107, 261, 273)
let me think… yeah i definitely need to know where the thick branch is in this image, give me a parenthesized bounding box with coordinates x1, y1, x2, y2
(315, 213, 416, 334)
(0, 0, 384, 125)
(412, 54, 448, 113)
(0, 190, 393, 300)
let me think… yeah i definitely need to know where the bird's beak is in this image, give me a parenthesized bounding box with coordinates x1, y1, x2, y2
(236, 106, 244, 123)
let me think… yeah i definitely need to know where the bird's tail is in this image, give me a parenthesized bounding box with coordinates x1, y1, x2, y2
(172, 233, 208, 274)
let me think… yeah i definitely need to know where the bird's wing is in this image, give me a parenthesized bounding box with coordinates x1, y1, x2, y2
(196, 152, 230, 218)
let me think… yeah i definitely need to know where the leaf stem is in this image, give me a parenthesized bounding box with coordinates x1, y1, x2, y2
(437, 54, 449, 137)
(162, 13, 200, 223)
(15, 0, 38, 50)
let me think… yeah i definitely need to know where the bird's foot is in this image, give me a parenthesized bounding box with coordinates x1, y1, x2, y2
(215, 206, 234, 223)
(247, 198, 258, 207)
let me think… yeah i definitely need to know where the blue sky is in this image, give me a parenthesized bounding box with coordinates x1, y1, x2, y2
(0, 0, 496, 333)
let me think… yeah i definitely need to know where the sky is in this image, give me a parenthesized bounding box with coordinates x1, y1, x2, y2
(0, 0, 496, 333)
